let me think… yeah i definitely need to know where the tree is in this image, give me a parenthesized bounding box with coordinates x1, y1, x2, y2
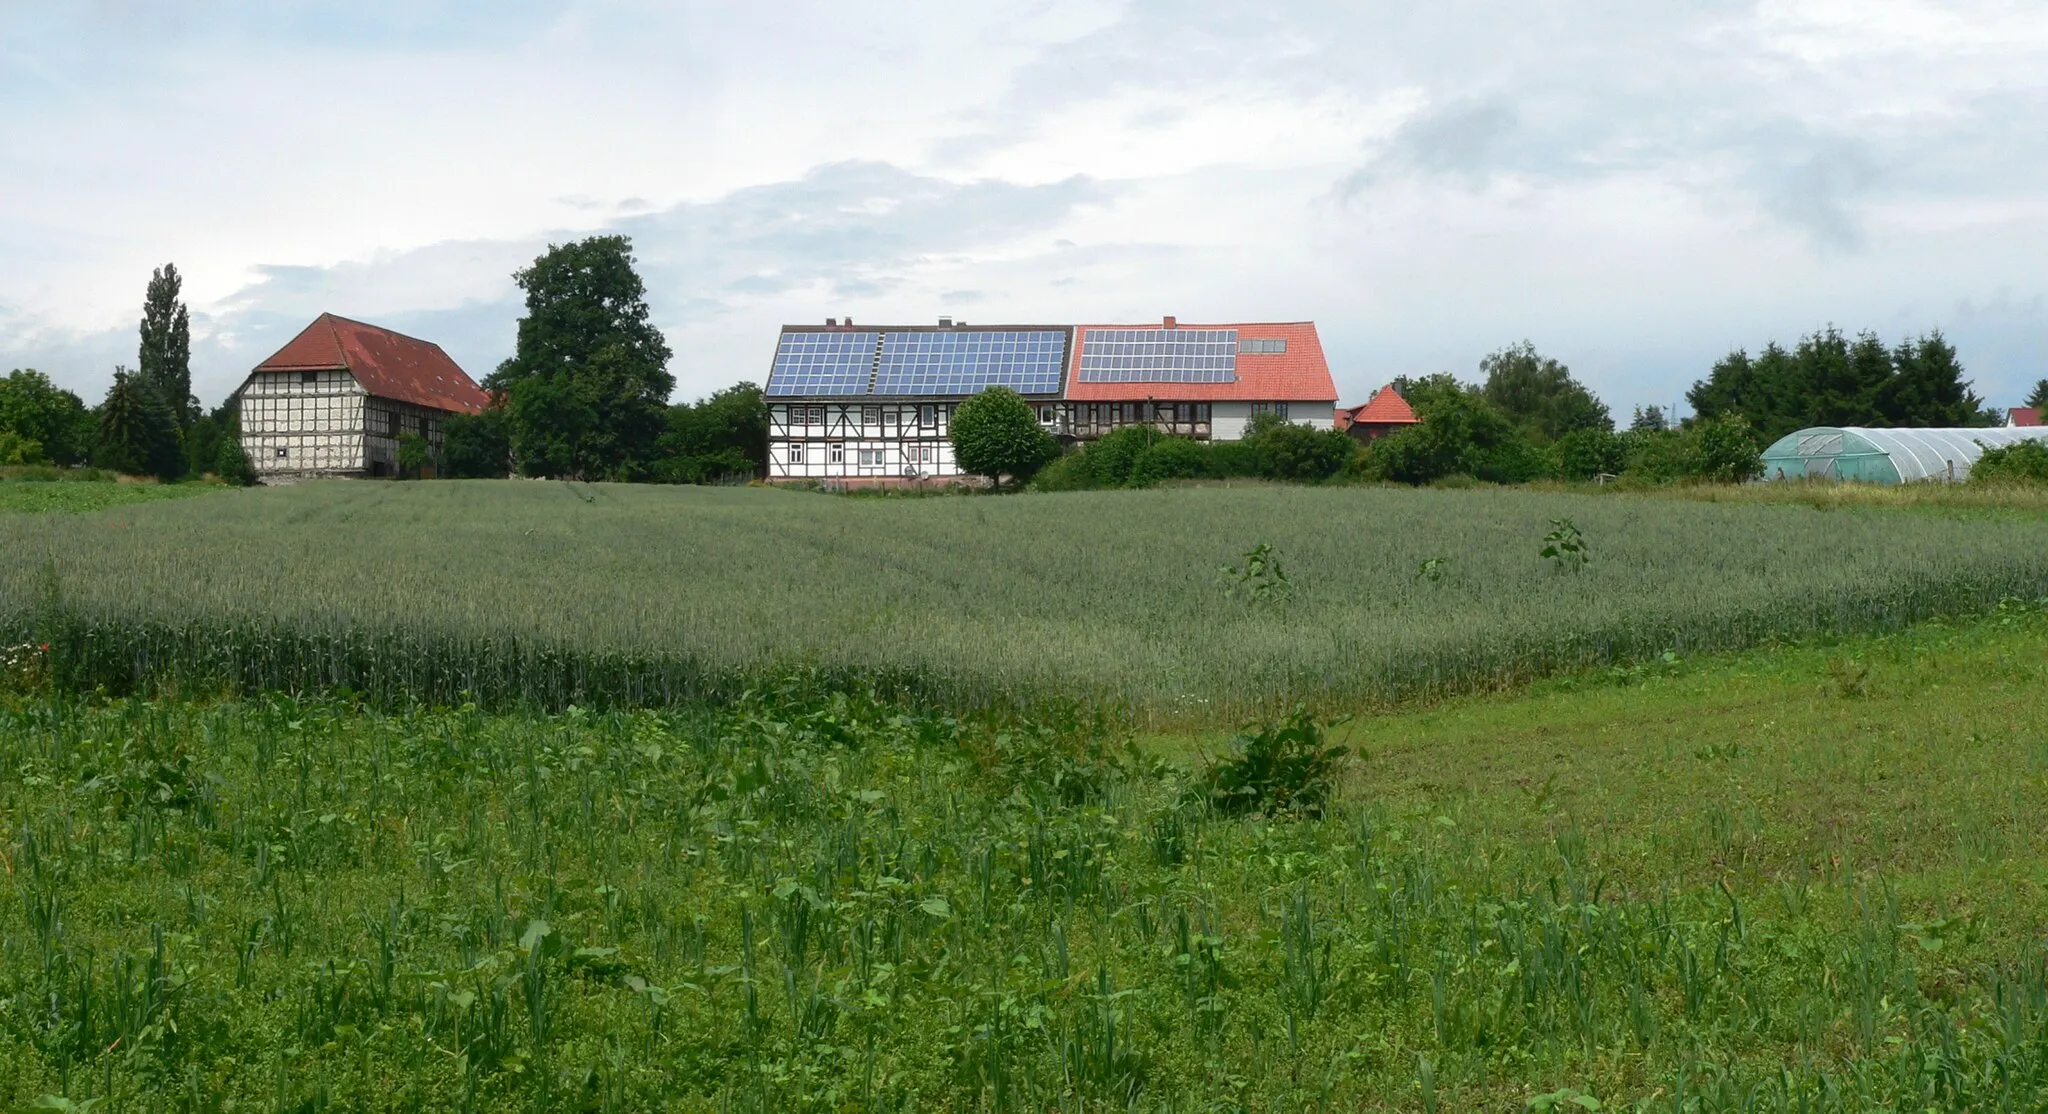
(139, 263, 196, 426)
(1880, 331, 1991, 427)
(1552, 427, 1624, 480)
(2026, 379, 2048, 411)
(652, 382, 768, 483)
(486, 236, 674, 479)
(0, 430, 42, 465)
(442, 406, 512, 478)
(1364, 387, 1543, 485)
(1478, 341, 1611, 442)
(0, 369, 95, 465)
(951, 386, 1059, 488)
(1629, 405, 1668, 433)
(94, 368, 185, 480)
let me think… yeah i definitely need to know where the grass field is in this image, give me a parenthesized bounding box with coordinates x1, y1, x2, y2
(7, 480, 2048, 721)
(3, 606, 2046, 1111)
(0, 475, 227, 515)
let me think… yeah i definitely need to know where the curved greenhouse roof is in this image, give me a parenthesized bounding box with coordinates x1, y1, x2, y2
(1761, 426, 2048, 484)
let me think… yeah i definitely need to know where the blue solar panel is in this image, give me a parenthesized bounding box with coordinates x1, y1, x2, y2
(873, 330, 1067, 396)
(1077, 328, 1239, 383)
(765, 331, 878, 396)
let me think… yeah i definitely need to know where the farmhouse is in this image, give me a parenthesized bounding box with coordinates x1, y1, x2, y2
(234, 314, 490, 482)
(765, 317, 1340, 481)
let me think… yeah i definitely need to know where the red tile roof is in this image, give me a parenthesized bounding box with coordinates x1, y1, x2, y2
(1063, 321, 1338, 402)
(252, 313, 490, 414)
(1339, 385, 1419, 427)
(2014, 407, 2041, 427)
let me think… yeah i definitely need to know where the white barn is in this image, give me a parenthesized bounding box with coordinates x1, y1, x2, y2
(234, 314, 491, 481)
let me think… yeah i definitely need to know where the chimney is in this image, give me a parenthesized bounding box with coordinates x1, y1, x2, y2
(938, 316, 954, 328)
(826, 317, 838, 327)
(844, 316, 853, 327)
(1163, 315, 1178, 329)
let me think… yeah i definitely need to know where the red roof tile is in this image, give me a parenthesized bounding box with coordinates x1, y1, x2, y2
(2013, 407, 2042, 427)
(1063, 321, 1338, 402)
(252, 313, 490, 414)
(1340, 385, 1419, 426)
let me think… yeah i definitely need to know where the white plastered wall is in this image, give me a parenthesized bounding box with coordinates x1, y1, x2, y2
(1211, 401, 1334, 440)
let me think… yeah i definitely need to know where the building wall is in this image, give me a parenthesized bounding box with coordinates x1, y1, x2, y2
(362, 398, 454, 478)
(1210, 401, 1334, 440)
(239, 371, 456, 481)
(767, 401, 966, 480)
(239, 370, 367, 479)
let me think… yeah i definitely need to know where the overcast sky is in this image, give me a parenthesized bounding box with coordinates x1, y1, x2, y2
(3, 0, 2045, 415)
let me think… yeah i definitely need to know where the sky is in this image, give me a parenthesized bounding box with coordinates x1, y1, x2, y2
(2, 0, 2045, 417)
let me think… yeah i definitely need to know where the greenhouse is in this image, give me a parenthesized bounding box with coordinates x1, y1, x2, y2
(1761, 426, 2048, 484)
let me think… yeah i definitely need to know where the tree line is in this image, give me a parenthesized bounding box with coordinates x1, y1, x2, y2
(3, 235, 2028, 490)
(1, 264, 253, 483)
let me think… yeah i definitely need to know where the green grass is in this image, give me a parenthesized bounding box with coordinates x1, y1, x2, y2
(3, 607, 2047, 1111)
(8, 480, 2048, 721)
(0, 475, 228, 515)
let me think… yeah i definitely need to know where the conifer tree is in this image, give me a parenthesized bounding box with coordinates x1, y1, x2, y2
(95, 367, 185, 480)
(139, 263, 195, 426)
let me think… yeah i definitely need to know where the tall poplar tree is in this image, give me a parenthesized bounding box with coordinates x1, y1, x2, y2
(139, 263, 195, 426)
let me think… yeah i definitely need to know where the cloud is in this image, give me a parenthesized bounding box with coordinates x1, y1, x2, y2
(3, 0, 2047, 415)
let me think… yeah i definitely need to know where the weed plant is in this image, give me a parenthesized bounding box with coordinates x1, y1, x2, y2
(2, 674, 2047, 1111)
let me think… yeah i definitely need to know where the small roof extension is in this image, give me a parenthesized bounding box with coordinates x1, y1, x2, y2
(250, 313, 490, 414)
(1336, 385, 1419, 431)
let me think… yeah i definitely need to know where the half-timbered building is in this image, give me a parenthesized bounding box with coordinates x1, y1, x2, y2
(234, 314, 491, 482)
(764, 316, 1340, 483)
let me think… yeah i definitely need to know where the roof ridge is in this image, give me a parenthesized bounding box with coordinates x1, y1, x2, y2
(318, 311, 446, 351)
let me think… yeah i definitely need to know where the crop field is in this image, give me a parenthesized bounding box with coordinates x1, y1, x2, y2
(3, 607, 2048, 1111)
(0, 476, 226, 516)
(6, 480, 2048, 721)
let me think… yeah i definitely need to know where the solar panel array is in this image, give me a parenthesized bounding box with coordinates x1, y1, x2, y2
(764, 331, 878, 397)
(1077, 328, 1239, 383)
(874, 330, 1067, 396)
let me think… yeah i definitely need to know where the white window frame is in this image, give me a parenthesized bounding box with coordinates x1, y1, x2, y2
(789, 442, 806, 464)
(828, 443, 845, 465)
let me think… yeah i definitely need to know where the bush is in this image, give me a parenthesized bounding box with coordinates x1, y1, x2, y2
(1086, 424, 1165, 487)
(1971, 439, 2048, 485)
(951, 386, 1060, 488)
(1029, 450, 1098, 492)
(1688, 412, 1763, 483)
(1199, 708, 1347, 817)
(1129, 437, 1208, 486)
(215, 435, 257, 486)
(443, 406, 513, 479)
(1363, 390, 1543, 485)
(1247, 419, 1353, 482)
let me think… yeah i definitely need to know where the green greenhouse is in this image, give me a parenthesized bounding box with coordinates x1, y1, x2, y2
(1761, 426, 2048, 484)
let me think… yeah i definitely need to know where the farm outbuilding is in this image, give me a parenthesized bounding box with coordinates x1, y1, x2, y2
(1761, 426, 2048, 484)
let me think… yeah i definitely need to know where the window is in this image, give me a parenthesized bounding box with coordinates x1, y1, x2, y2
(858, 448, 883, 466)
(828, 443, 845, 465)
(301, 371, 318, 384)
(919, 404, 937, 429)
(276, 448, 289, 458)
(1239, 338, 1287, 355)
(1038, 406, 1054, 423)
(807, 405, 825, 424)
(789, 442, 806, 464)
(1252, 402, 1291, 420)
(862, 405, 880, 426)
